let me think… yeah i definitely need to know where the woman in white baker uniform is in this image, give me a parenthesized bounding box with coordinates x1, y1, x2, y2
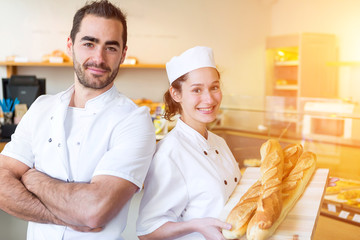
(136, 46, 241, 240)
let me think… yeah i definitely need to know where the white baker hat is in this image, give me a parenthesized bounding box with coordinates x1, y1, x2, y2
(166, 46, 216, 85)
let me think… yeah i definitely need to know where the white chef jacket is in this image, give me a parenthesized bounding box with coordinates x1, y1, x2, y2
(1, 85, 156, 240)
(136, 119, 241, 239)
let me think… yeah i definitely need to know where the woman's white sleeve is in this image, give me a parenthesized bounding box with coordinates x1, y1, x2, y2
(136, 152, 188, 236)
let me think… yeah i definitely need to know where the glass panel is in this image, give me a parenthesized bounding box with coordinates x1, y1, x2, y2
(216, 95, 360, 181)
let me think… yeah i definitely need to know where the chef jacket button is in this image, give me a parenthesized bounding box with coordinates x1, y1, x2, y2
(58, 143, 61, 147)
(203, 151, 208, 155)
(234, 177, 238, 182)
(48, 138, 52, 143)
(224, 180, 227, 185)
(50, 116, 54, 120)
(77, 142, 80, 146)
(215, 150, 219, 154)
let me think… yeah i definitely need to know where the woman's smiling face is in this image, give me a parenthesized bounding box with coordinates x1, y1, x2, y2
(175, 67, 222, 130)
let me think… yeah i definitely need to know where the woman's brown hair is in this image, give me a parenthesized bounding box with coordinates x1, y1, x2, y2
(163, 73, 188, 121)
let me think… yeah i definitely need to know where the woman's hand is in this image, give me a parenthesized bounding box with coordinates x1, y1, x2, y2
(139, 218, 231, 240)
(190, 217, 231, 240)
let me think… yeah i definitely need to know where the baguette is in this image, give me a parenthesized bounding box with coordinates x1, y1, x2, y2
(282, 144, 303, 178)
(246, 139, 284, 240)
(223, 139, 287, 239)
(247, 151, 316, 240)
(222, 143, 302, 239)
(223, 180, 261, 239)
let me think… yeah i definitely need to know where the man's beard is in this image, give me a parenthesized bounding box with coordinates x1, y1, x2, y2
(73, 57, 119, 90)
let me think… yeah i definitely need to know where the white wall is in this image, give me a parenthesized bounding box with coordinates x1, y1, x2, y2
(2, 0, 360, 103)
(0, 0, 271, 103)
(269, 0, 360, 103)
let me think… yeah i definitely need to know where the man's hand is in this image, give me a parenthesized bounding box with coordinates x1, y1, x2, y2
(22, 168, 103, 232)
(69, 225, 103, 233)
(22, 168, 45, 193)
(0, 155, 63, 225)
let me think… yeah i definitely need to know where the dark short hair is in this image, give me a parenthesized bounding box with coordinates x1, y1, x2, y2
(70, 0, 127, 49)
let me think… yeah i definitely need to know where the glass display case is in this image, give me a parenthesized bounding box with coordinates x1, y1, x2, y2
(213, 95, 360, 226)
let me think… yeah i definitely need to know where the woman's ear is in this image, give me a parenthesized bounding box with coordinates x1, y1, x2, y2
(169, 86, 181, 103)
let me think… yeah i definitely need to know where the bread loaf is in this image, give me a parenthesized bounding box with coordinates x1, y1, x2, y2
(247, 151, 316, 240)
(223, 140, 292, 239)
(223, 180, 261, 239)
(246, 139, 284, 240)
(282, 144, 303, 178)
(223, 140, 286, 239)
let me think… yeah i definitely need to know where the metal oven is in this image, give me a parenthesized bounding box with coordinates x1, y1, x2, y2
(302, 102, 355, 140)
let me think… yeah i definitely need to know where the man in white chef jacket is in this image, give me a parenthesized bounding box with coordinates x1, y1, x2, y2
(0, 1, 156, 239)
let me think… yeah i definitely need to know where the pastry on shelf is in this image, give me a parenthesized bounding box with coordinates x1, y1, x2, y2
(133, 98, 160, 115)
(42, 50, 70, 63)
(337, 189, 360, 200)
(325, 186, 341, 195)
(345, 199, 360, 208)
(325, 178, 360, 195)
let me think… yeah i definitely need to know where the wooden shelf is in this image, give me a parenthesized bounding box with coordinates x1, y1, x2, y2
(0, 61, 165, 68)
(265, 33, 338, 133)
(120, 63, 165, 69)
(0, 61, 165, 77)
(274, 84, 299, 90)
(0, 61, 73, 67)
(327, 61, 360, 67)
(274, 60, 299, 66)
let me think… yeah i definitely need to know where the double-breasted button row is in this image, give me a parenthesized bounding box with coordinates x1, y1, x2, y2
(224, 177, 238, 185)
(203, 149, 220, 155)
(48, 138, 80, 147)
(180, 208, 187, 218)
(48, 138, 62, 147)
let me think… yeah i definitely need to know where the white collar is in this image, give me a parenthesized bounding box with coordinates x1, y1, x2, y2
(176, 118, 214, 150)
(58, 84, 119, 111)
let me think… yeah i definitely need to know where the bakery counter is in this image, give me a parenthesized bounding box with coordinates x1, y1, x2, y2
(212, 127, 360, 181)
(322, 198, 360, 227)
(322, 178, 360, 227)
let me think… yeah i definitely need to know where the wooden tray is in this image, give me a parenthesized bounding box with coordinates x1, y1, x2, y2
(220, 167, 329, 240)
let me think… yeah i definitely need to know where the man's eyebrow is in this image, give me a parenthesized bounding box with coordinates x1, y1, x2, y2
(105, 40, 120, 47)
(80, 36, 99, 43)
(80, 36, 120, 47)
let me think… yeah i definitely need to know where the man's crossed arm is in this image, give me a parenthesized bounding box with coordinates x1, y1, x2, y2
(0, 154, 138, 231)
